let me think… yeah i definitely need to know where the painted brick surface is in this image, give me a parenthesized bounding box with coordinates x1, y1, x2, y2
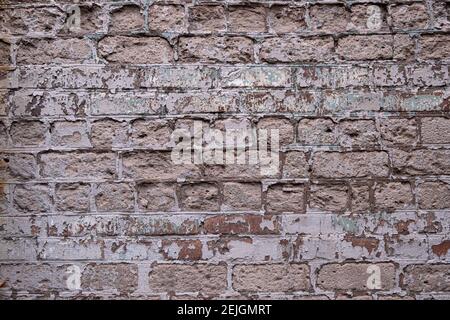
(0, 0, 449, 300)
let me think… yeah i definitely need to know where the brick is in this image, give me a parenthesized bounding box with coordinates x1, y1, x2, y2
(130, 119, 173, 148)
(372, 64, 406, 86)
(0, 40, 10, 65)
(261, 36, 334, 63)
(163, 91, 239, 114)
(204, 215, 280, 235)
(60, 4, 105, 35)
(180, 183, 219, 211)
(0, 121, 6, 148)
(337, 35, 394, 60)
(122, 151, 200, 180)
(337, 120, 378, 148)
(149, 4, 187, 33)
(257, 117, 294, 146)
(10, 121, 47, 147)
(374, 182, 414, 212)
(309, 4, 349, 33)
(148, 264, 227, 295)
(407, 64, 448, 87)
(91, 119, 128, 148)
(13, 184, 52, 213)
(379, 118, 417, 146)
(312, 152, 390, 178)
(298, 118, 336, 145)
(189, 5, 226, 32)
(0, 153, 37, 181)
(55, 183, 91, 212)
(40, 152, 116, 179)
(296, 66, 370, 88)
(351, 184, 371, 213)
(309, 184, 349, 213)
(17, 38, 92, 64)
(394, 34, 415, 60)
(391, 149, 450, 175)
(223, 182, 261, 211)
(160, 239, 203, 261)
(229, 5, 266, 33)
(421, 117, 450, 144)
(389, 3, 429, 30)
(51, 121, 90, 148)
(220, 67, 291, 88)
(39, 238, 104, 260)
(178, 36, 254, 63)
(269, 5, 306, 33)
(0, 7, 64, 35)
(98, 36, 173, 64)
(266, 183, 305, 213)
(349, 4, 388, 33)
(0, 90, 8, 115)
(420, 35, 450, 60)
(402, 264, 450, 292)
(110, 5, 144, 32)
(0, 239, 37, 260)
(0, 264, 70, 292)
(233, 264, 310, 292)
(10, 90, 88, 117)
(95, 183, 134, 212)
(283, 151, 309, 178)
(417, 181, 450, 209)
(323, 91, 395, 113)
(137, 183, 177, 212)
(0, 216, 44, 238)
(82, 263, 138, 292)
(90, 92, 159, 115)
(317, 263, 396, 291)
(141, 66, 215, 89)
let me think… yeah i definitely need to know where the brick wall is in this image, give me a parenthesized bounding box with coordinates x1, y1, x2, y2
(0, 0, 449, 300)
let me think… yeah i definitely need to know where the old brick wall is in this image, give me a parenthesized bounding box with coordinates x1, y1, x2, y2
(0, 0, 449, 300)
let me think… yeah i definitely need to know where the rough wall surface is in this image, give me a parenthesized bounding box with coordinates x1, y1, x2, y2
(0, 0, 449, 300)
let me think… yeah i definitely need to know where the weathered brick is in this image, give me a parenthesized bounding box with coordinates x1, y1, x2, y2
(296, 66, 370, 88)
(90, 92, 159, 115)
(10, 120, 47, 147)
(91, 119, 128, 148)
(421, 117, 450, 144)
(420, 34, 450, 60)
(189, 5, 226, 32)
(160, 239, 203, 261)
(379, 118, 417, 146)
(220, 66, 291, 88)
(309, 184, 349, 213)
(0, 7, 64, 35)
(130, 119, 173, 148)
(417, 181, 450, 209)
(149, 4, 187, 33)
(269, 5, 306, 33)
(391, 149, 450, 175)
(261, 36, 334, 63)
(98, 36, 173, 64)
(110, 5, 144, 32)
(407, 64, 448, 87)
(337, 120, 378, 148)
(229, 5, 266, 33)
(374, 182, 414, 212)
(55, 183, 91, 212)
(394, 34, 415, 60)
(0, 40, 10, 65)
(61, 4, 105, 35)
(389, 3, 429, 30)
(402, 264, 450, 292)
(180, 183, 219, 211)
(310, 4, 349, 33)
(95, 183, 134, 212)
(141, 66, 215, 89)
(0, 153, 37, 181)
(17, 39, 92, 64)
(0, 239, 37, 260)
(178, 36, 254, 63)
(39, 238, 104, 260)
(351, 184, 371, 213)
(13, 184, 52, 213)
(40, 152, 116, 179)
(317, 263, 396, 291)
(337, 35, 393, 60)
(163, 91, 239, 114)
(282, 151, 309, 178)
(51, 121, 90, 148)
(204, 214, 280, 235)
(148, 264, 227, 294)
(82, 263, 138, 292)
(298, 118, 336, 145)
(349, 4, 388, 32)
(312, 152, 390, 178)
(0, 216, 44, 237)
(137, 183, 177, 212)
(257, 117, 294, 146)
(233, 264, 310, 292)
(122, 151, 200, 180)
(266, 183, 305, 213)
(223, 182, 261, 211)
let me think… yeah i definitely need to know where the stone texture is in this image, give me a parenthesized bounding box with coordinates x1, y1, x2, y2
(17, 39, 91, 64)
(137, 183, 177, 212)
(55, 183, 90, 212)
(223, 182, 261, 211)
(402, 264, 450, 292)
(110, 5, 144, 32)
(149, 5, 187, 33)
(266, 183, 305, 213)
(180, 183, 219, 211)
(95, 183, 134, 212)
